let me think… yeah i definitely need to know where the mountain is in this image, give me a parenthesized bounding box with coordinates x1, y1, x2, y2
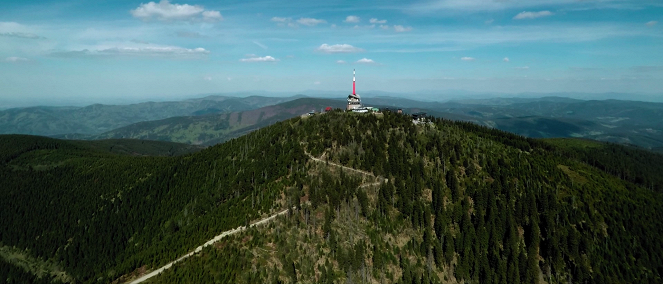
(0, 96, 298, 137)
(1, 111, 662, 284)
(341, 96, 663, 151)
(433, 99, 663, 151)
(92, 98, 343, 145)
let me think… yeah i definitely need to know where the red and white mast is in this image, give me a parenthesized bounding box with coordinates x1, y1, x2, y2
(353, 69, 356, 95)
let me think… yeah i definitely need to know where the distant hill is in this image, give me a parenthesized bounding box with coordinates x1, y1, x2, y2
(93, 98, 344, 145)
(4, 94, 663, 151)
(0, 96, 298, 136)
(351, 96, 663, 151)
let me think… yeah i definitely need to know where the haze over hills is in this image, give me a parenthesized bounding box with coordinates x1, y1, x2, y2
(1, 112, 662, 284)
(93, 98, 343, 145)
(0, 95, 299, 137)
(15, 94, 654, 152)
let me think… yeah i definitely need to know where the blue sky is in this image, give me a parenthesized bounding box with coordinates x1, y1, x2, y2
(0, 0, 662, 104)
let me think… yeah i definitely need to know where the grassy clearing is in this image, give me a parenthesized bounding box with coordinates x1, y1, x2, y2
(0, 245, 74, 283)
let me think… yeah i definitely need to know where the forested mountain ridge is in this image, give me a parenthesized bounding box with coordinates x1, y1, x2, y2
(1, 111, 662, 283)
(92, 98, 343, 145)
(0, 95, 297, 137)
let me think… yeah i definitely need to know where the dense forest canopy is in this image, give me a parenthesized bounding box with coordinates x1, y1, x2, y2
(1, 111, 661, 283)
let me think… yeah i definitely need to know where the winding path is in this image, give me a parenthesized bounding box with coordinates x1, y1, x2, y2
(126, 153, 384, 284)
(306, 153, 388, 185)
(126, 208, 290, 284)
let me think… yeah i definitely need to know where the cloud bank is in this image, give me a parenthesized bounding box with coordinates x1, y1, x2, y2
(0, 32, 45, 39)
(356, 58, 375, 64)
(131, 0, 222, 22)
(316, 44, 364, 53)
(513, 11, 553, 20)
(394, 25, 412, 32)
(344, 16, 360, 23)
(240, 55, 278, 62)
(51, 46, 210, 58)
(297, 18, 326, 26)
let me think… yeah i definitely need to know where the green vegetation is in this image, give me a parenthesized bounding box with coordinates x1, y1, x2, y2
(0, 96, 295, 136)
(0, 258, 65, 284)
(0, 127, 308, 282)
(94, 98, 343, 145)
(546, 137, 663, 192)
(1, 111, 662, 283)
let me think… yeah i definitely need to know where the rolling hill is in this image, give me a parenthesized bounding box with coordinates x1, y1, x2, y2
(1, 111, 662, 283)
(361, 96, 663, 151)
(92, 98, 344, 145)
(0, 95, 299, 137)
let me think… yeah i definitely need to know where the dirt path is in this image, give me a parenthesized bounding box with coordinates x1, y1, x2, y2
(126, 207, 291, 284)
(306, 153, 388, 185)
(126, 154, 384, 284)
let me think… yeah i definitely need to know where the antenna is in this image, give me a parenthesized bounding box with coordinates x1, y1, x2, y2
(353, 69, 356, 95)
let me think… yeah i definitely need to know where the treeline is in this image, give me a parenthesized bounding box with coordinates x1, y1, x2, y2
(546, 138, 663, 192)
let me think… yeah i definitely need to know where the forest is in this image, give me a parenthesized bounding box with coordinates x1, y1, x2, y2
(1, 111, 662, 283)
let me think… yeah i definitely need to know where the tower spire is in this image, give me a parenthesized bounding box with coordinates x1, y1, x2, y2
(353, 69, 356, 95)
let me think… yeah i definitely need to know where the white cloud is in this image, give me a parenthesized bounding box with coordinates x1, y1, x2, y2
(503, 57, 509, 62)
(314, 81, 321, 85)
(5, 56, 29, 62)
(407, 0, 630, 12)
(485, 19, 494, 24)
(336, 60, 346, 64)
(394, 25, 412, 32)
(646, 21, 658, 27)
(271, 17, 290, 23)
(370, 18, 387, 24)
(203, 76, 212, 81)
(202, 10, 222, 21)
(0, 32, 45, 39)
(253, 41, 268, 49)
(102, 46, 209, 56)
(513, 11, 553, 20)
(380, 25, 389, 30)
(344, 16, 360, 23)
(297, 18, 326, 26)
(316, 44, 364, 54)
(461, 57, 475, 61)
(271, 17, 299, 27)
(240, 55, 279, 62)
(356, 58, 375, 64)
(331, 24, 337, 28)
(131, 0, 222, 22)
(389, 24, 643, 46)
(50, 46, 209, 58)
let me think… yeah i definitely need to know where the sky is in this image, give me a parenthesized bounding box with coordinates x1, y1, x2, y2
(1, 0, 662, 105)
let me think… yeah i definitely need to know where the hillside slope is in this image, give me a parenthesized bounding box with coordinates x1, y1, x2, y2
(93, 98, 343, 145)
(1, 112, 662, 284)
(0, 96, 297, 136)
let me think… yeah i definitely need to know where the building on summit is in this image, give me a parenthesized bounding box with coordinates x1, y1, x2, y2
(347, 69, 362, 111)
